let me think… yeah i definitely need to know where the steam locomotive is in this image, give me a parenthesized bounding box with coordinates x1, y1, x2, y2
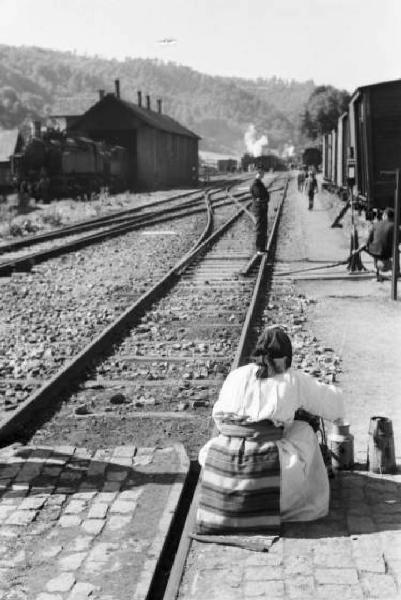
(241, 153, 287, 172)
(10, 130, 130, 200)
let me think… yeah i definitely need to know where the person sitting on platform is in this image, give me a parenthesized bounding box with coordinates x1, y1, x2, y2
(196, 326, 345, 534)
(365, 207, 395, 281)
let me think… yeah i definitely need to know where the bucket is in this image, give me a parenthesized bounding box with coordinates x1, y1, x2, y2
(329, 421, 354, 470)
(367, 416, 396, 474)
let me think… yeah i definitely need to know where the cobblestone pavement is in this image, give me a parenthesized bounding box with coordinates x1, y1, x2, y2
(0, 443, 189, 599)
(178, 178, 401, 600)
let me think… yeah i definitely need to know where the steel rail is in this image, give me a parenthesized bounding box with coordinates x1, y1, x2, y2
(161, 175, 289, 600)
(0, 189, 251, 277)
(0, 177, 247, 255)
(0, 189, 200, 254)
(0, 191, 252, 443)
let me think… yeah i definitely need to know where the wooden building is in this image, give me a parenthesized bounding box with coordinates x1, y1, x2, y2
(70, 81, 200, 189)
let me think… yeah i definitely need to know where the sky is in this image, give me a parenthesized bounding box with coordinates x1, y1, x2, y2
(1, 0, 400, 92)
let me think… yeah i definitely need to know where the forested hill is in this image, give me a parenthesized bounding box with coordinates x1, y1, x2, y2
(0, 44, 316, 154)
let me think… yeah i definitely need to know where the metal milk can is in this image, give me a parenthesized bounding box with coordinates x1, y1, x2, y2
(329, 421, 354, 470)
(367, 416, 396, 474)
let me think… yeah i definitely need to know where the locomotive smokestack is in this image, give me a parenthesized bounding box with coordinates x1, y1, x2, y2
(157, 99, 162, 114)
(98, 89, 105, 100)
(137, 91, 142, 107)
(114, 79, 120, 99)
(146, 95, 151, 110)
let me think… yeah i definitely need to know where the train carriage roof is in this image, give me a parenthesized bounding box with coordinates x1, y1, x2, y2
(351, 77, 401, 101)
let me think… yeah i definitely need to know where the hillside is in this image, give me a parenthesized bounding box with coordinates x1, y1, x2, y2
(0, 44, 315, 154)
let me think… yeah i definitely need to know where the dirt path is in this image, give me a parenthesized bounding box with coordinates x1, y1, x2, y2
(277, 178, 401, 461)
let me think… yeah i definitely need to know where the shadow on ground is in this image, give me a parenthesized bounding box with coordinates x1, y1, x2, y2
(283, 468, 401, 538)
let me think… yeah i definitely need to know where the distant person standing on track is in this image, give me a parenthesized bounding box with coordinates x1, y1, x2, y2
(304, 172, 318, 210)
(250, 167, 269, 254)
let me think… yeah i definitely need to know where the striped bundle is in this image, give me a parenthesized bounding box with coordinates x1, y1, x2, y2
(196, 423, 282, 534)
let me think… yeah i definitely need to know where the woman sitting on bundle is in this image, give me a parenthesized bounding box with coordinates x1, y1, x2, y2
(196, 325, 345, 533)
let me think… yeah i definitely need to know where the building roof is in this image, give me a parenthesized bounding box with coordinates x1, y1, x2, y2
(120, 98, 200, 139)
(50, 94, 99, 117)
(72, 94, 200, 139)
(0, 129, 19, 162)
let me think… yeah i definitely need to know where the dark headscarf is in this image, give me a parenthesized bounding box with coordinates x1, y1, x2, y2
(252, 325, 292, 379)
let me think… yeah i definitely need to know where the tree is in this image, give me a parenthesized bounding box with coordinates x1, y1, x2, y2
(301, 85, 351, 140)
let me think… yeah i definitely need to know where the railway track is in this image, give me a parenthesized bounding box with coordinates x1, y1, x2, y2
(161, 175, 288, 600)
(0, 175, 285, 442)
(0, 181, 256, 417)
(0, 184, 251, 276)
(0, 176, 249, 256)
(0, 173, 288, 600)
(0, 188, 198, 255)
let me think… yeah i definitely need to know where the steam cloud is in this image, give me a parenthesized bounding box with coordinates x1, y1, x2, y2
(244, 124, 268, 158)
(282, 144, 295, 158)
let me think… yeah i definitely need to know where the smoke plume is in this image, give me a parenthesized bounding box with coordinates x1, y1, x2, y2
(244, 124, 268, 157)
(282, 144, 295, 158)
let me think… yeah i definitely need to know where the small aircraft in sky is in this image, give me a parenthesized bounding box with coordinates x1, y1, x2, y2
(157, 38, 177, 45)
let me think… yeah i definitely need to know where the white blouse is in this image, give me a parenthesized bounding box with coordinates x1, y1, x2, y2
(212, 364, 345, 427)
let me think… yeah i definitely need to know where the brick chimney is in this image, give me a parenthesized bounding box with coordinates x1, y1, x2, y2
(157, 99, 162, 114)
(137, 91, 142, 107)
(98, 89, 105, 100)
(114, 79, 120, 99)
(146, 95, 151, 110)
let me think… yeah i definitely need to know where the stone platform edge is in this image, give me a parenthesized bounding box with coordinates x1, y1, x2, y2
(133, 442, 190, 600)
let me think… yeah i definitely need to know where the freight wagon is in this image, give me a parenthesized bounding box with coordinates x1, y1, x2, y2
(323, 78, 401, 211)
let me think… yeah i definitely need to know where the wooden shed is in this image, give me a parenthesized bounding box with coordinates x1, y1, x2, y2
(349, 79, 401, 209)
(70, 81, 200, 189)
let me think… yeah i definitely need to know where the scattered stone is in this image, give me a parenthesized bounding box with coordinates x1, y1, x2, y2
(40, 545, 63, 559)
(58, 552, 87, 571)
(67, 582, 96, 599)
(109, 393, 126, 405)
(46, 572, 76, 593)
(74, 404, 93, 416)
(191, 399, 209, 408)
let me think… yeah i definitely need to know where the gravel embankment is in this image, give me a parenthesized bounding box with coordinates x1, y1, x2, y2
(0, 211, 208, 413)
(27, 210, 256, 456)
